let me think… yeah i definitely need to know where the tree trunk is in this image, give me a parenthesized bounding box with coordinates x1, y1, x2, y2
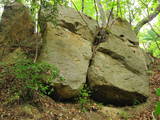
(82, 0, 84, 12)
(93, 0, 99, 26)
(95, 0, 106, 27)
(134, 1, 160, 35)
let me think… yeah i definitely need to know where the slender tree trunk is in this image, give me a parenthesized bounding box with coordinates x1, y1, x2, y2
(34, 0, 41, 63)
(71, 0, 93, 35)
(93, 0, 99, 26)
(82, 0, 84, 12)
(106, 0, 114, 27)
(119, 0, 122, 18)
(127, 0, 132, 24)
(106, 4, 114, 27)
(116, 0, 119, 17)
(95, 0, 106, 27)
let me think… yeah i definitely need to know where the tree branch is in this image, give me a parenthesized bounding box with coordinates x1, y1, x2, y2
(70, 0, 93, 35)
(134, 1, 160, 35)
(106, 1, 114, 27)
(147, 22, 160, 52)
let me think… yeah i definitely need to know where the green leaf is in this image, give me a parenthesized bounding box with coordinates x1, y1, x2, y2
(156, 88, 160, 96)
(154, 102, 160, 115)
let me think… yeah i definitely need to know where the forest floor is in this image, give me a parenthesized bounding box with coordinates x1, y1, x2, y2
(128, 59, 160, 120)
(0, 59, 160, 120)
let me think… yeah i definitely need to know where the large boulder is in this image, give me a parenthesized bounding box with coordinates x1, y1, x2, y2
(39, 23, 92, 99)
(0, 2, 41, 60)
(88, 19, 149, 105)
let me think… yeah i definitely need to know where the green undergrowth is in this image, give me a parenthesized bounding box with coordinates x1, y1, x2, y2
(154, 88, 160, 116)
(0, 58, 60, 104)
(75, 84, 92, 112)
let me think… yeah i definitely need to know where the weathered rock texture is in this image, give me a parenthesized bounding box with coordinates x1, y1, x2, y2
(0, 2, 41, 60)
(109, 18, 139, 45)
(39, 23, 92, 99)
(88, 19, 149, 105)
(57, 6, 97, 42)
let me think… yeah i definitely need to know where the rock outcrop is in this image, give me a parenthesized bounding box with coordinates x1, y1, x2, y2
(38, 6, 149, 103)
(0, 2, 149, 105)
(88, 19, 149, 105)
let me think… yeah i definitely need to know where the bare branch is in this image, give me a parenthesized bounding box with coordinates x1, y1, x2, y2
(148, 23, 160, 37)
(70, 0, 93, 35)
(106, 1, 114, 27)
(134, 1, 160, 35)
(148, 23, 160, 51)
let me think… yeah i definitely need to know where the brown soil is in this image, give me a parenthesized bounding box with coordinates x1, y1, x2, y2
(0, 59, 160, 120)
(128, 59, 160, 120)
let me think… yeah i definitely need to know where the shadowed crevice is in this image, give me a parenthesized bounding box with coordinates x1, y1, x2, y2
(91, 85, 147, 106)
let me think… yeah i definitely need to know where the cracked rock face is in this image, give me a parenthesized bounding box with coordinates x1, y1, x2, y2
(88, 19, 149, 105)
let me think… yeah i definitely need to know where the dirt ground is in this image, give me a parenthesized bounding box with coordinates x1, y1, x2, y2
(0, 59, 160, 120)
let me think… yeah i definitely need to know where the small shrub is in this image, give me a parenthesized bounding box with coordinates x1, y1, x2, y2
(119, 111, 130, 120)
(77, 84, 91, 112)
(154, 88, 160, 115)
(59, 76, 65, 81)
(0, 58, 60, 102)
